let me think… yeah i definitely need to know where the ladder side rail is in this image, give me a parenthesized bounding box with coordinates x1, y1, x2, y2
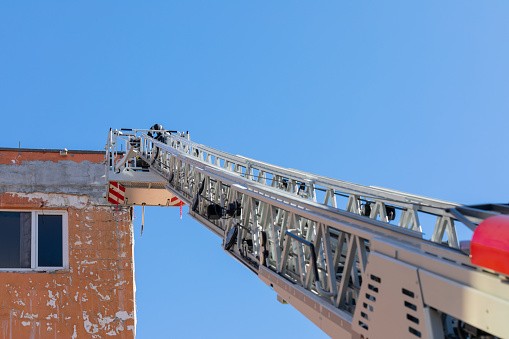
(143, 141, 426, 242)
(239, 154, 460, 211)
(105, 129, 114, 174)
(146, 132, 432, 214)
(142, 139, 478, 278)
(164, 133, 459, 210)
(142, 134, 470, 248)
(142, 135, 494, 283)
(156, 133, 462, 218)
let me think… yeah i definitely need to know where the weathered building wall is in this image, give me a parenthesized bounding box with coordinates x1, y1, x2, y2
(0, 149, 136, 338)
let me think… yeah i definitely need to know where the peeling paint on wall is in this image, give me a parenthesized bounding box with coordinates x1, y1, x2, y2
(7, 192, 90, 209)
(0, 150, 136, 339)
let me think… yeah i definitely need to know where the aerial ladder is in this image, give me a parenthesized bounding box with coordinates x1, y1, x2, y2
(105, 125, 509, 339)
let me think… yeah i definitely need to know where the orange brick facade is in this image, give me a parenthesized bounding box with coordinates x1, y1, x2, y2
(0, 149, 136, 338)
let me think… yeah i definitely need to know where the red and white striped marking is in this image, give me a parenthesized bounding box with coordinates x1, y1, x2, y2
(168, 196, 181, 207)
(108, 181, 125, 205)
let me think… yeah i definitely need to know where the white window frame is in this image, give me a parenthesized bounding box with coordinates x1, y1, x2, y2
(0, 209, 68, 272)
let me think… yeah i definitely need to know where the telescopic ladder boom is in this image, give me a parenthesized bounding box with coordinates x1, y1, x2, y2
(106, 126, 509, 339)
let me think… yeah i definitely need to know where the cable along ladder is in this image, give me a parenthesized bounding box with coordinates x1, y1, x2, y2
(106, 127, 509, 339)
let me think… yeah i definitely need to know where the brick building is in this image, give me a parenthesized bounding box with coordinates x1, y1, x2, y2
(0, 148, 135, 338)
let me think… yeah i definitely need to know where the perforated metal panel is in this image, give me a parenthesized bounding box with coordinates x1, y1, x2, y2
(353, 252, 428, 339)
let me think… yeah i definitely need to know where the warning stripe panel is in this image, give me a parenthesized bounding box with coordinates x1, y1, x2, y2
(109, 189, 125, 202)
(110, 181, 126, 192)
(167, 198, 184, 207)
(108, 181, 126, 205)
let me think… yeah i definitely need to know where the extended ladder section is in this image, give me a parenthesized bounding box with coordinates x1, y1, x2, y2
(106, 127, 509, 339)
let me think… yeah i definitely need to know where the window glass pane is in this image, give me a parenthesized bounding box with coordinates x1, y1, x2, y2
(0, 212, 31, 268)
(38, 215, 63, 267)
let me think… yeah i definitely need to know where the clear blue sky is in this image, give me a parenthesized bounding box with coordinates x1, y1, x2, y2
(1, 2, 508, 338)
